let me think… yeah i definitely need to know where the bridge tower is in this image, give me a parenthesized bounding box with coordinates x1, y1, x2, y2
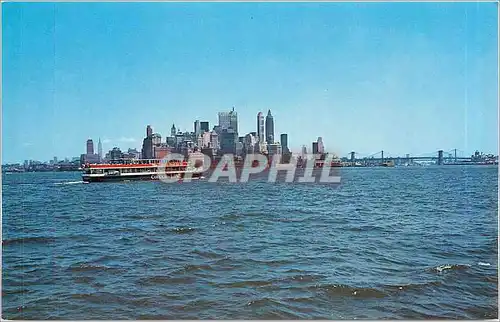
(454, 149, 457, 163)
(381, 150, 384, 163)
(437, 150, 443, 165)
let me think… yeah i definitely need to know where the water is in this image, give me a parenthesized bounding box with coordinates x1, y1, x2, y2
(2, 166, 498, 319)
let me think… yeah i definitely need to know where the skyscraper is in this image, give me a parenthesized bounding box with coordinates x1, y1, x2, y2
(194, 120, 201, 137)
(210, 131, 219, 150)
(98, 138, 103, 161)
(200, 121, 209, 133)
(265, 109, 274, 144)
(317, 137, 324, 154)
(244, 133, 257, 154)
(146, 125, 153, 137)
(218, 107, 238, 133)
(86, 139, 94, 155)
(257, 112, 265, 143)
(220, 128, 237, 154)
(142, 133, 162, 159)
(312, 142, 319, 155)
(301, 145, 307, 158)
(280, 133, 288, 153)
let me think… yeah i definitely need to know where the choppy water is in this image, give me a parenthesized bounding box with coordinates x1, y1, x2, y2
(2, 166, 498, 319)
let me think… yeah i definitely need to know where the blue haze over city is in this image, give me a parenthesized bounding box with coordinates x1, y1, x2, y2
(2, 2, 498, 164)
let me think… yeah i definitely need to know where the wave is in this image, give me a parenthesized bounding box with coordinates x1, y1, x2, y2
(218, 274, 324, 289)
(309, 283, 388, 298)
(217, 280, 274, 288)
(170, 227, 196, 234)
(179, 299, 220, 310)
(483, 275, 498, 283)
(247, 297, 283, 307)
(191, 249, 224, 259)
(136, 275, 196, 286)
(70, 292, 124, 304)
(67, 263, 121, 273)
(245, 258, 294, 267)
(280, 274, 325, 283)
(384, 280, 443, 292)
(431, 264, 471, 273)
(173, 264, 214, 274)
(54, 181, 82, 185)
(2, 236, 56, 246)
(72, 276, 95, 285)
(246, 297, 307, 319)
(1, 288, 31, 296)
(93, 255, 122, 263)
(219, 213, 241, 221)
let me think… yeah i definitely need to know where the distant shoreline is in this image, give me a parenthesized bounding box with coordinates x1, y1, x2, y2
(3, 163, 498, 174)
(2, 170, 81, 174)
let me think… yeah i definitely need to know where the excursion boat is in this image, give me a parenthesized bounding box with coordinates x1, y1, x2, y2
(82, 159, 203, 183)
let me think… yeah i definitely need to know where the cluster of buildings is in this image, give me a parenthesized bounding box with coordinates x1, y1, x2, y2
(79, 107, 329, 164)
(80, 137, 141, 164)
(137, 108, 292, 161)
(87, 108, 303, 163)
(3, 157, 82, 172)
(470, 151, 498, 164)
(80, 138, 102, 165)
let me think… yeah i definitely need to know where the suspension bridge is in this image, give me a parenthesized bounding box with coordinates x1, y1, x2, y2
(341, 149, 486, 166)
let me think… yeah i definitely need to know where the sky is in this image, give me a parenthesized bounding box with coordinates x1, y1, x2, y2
(2, 2, 498, 163)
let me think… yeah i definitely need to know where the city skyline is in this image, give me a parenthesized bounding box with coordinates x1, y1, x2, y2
(2, 2, 498, 163)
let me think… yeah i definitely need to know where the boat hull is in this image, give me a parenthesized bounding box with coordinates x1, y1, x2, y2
(82, 172, 203, 183)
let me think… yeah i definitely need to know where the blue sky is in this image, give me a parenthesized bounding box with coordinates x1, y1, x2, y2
(2, 2, 498, 163)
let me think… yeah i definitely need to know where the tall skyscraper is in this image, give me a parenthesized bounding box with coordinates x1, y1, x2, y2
(98, 138, 103, 161)
(257, 112, 265, 143)
(194, 120, 201, 136)
(317, 137, 324, 154)
(312, 142, 319, 154)
(218, 107, 238, 133)
(280, 133, 288, 153)
(200, 121, 209, 133)
(210, 132, 219, 150)
(301, 145, 307, 158)
(146, 125, 153, 137)
(220, 128, 237, 154)
(142, 133, 162, 159)
(86, 139, 94, 155)
(265, 109, 274, 144)
(171, 124, 176, 137)
(244, 133, 257, 154)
